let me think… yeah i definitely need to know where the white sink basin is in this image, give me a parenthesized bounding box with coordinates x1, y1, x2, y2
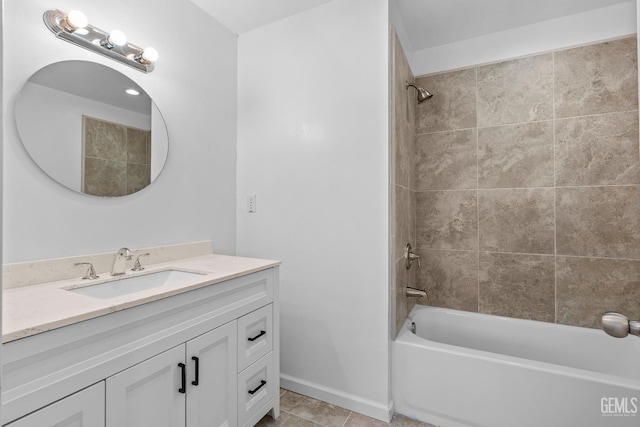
(67, 269, 208, 299)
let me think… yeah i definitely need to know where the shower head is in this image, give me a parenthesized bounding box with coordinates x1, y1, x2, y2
(406, 82, 433, 103)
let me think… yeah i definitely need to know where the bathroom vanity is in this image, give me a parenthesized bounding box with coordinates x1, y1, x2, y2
(1, 254, 280, 427)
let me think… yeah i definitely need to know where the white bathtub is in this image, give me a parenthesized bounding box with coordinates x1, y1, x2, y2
(393, 305, 640, 427)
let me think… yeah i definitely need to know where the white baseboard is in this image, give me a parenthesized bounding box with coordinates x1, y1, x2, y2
(280, 374, 394, 422)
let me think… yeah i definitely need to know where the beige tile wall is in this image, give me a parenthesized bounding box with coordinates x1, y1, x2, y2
(391, 29, 419, 338)
(412, 36, 640, 329)
(83, 116, 151, 197)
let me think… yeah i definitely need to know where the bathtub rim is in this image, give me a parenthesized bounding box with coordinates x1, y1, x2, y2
(395, 304, 640, 391)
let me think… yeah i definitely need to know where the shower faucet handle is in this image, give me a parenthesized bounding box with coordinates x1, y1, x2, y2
(404, 243, 421, 269)
(74, 262, 100, 280)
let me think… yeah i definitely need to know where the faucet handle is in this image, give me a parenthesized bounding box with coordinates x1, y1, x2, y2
(404, 243, 421, 269)
(131, 253, 150, 271)
(74, 262, 100, 280)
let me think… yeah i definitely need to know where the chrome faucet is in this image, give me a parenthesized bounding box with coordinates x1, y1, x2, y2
(406, 287, 427, 298)
(111, 247, 132, 276)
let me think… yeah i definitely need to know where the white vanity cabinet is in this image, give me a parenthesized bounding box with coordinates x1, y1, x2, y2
(2, 266, 280, 427)
(5, 383, 105, 427)
(106, 321, 237, 427)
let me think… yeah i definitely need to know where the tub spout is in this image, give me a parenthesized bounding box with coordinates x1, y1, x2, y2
(406, 287, 427, 298)
(602, 312, 640, 338)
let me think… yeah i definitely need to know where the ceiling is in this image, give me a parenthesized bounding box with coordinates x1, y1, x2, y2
(189, 0, 334, 35)
(396, 0, 631, 50)
(191, 0, 631, 50)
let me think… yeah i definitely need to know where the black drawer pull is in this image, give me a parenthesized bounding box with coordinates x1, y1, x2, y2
(248, 380, 266, 395)
(191, 356, 199, 386)
(178, 363, 186, 394)
(248, 330, 266, 342)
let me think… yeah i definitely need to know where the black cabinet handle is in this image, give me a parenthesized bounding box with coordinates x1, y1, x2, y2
(248, 380, 267, 395)
(178, 363, 186, 394)
(191, 356, 199, 386)
(248, 330, 266, 342)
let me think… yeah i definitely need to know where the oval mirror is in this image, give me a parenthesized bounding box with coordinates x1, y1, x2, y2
(15, 60, 168, 197)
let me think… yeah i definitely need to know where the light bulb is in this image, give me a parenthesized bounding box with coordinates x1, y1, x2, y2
(108, 30, 127, 47)
(64, 10, 88, 30)
(141, 47, 158, 63)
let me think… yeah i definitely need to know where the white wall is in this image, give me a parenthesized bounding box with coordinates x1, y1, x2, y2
(16, 83, 152, 192)
(237, 0, 391, 420)
(411, 1, 637, 76)
(1, 0, 4, 404)
(3, 0, 238, 263)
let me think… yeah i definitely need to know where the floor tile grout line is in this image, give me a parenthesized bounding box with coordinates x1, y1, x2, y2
(280, 409, 331, 427)
(341, 411, 353, 427)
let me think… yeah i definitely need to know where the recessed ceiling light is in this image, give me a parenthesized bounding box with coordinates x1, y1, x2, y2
(125, 88, 140, 96)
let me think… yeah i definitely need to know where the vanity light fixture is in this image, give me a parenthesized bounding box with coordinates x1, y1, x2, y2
(100, 29, 127, 49)
(62, 10, 88, 31)
(43, 9, 158, 73)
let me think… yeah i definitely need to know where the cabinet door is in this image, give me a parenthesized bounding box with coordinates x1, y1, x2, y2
(106, 345, 186, 427)
(7, 382, 105, 427)
(186, 321, 238, 427)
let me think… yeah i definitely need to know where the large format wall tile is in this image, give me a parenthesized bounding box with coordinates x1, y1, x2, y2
(126, 163, 151, 195)
(394, 32, 415, 129)
(417, 249, 478, 312)
(416, 190, 477, 250)
(557, 256, 640, 328)
(127, 128, 150, 165)
(415, 69, 476, 133)
(555, 37, 638, 118)
(477, 54, 553, 127)
(394, 259, 409, 337)
(84, 117, 127, 162)
(414, 129, 477, 190)
(479, 252, 555, 322)
(392, 29, 419, 337)
(478, 189, 554, 254)
(394, 185, 411, 260)
(478, 121, 554, 188)
(411, 37, 640, 329)
(555, 112, 640, 186)
(394, 117, 412, 188)
(556, 186, 640, 259)
(83, 157, 127, 197)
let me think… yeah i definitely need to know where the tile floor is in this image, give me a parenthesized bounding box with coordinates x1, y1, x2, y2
(256, 389, 435, 427)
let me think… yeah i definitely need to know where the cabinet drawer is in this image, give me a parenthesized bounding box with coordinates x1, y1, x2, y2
(6, 382, 105, 427)
(237, 352, 274, 426)
(237, 304, 273, 372)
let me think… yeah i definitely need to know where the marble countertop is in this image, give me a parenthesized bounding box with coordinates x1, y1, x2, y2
(3, 254, 279, 343)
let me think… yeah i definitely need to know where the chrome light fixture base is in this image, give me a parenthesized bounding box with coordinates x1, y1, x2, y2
(43, 9, 155, 73)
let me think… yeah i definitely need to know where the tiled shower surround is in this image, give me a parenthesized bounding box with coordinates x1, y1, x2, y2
(83, 116, 151, 197)
(391, 30, 417, 337)
(406, 36, 640, 332)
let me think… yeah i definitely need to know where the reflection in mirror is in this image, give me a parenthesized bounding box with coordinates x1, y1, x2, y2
(15, 61, 168, 197)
